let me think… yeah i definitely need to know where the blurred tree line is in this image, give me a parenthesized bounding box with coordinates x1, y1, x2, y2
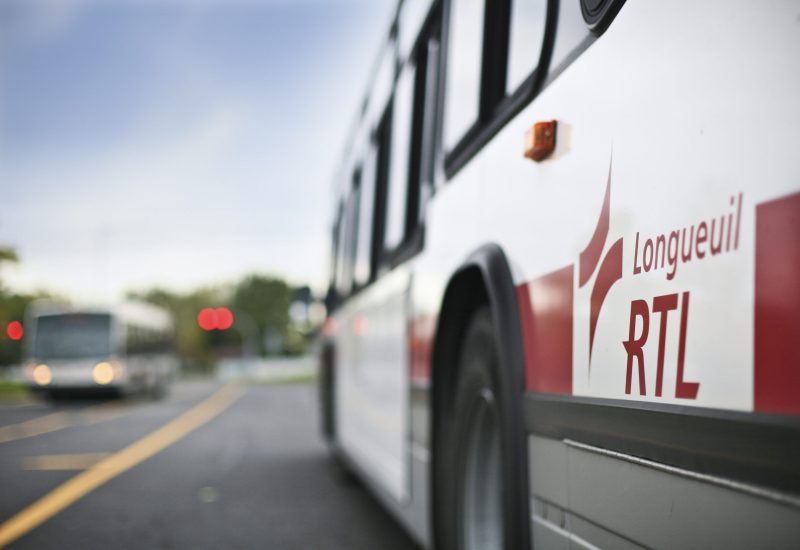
(0, 246, 313, 368)
(128, 274, 311, 371)
(0, 247, 54, 366)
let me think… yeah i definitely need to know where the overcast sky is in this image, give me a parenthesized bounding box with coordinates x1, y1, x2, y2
(0, 0, 394, 302)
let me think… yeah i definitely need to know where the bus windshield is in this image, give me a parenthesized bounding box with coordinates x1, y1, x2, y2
(34, 313, 113, 359)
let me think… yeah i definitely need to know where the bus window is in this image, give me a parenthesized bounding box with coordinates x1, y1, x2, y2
(354, 147, 378, 287)
(397, 0, 430, 63)
(549, 0, 592, 75)
(127, 325, 168, 355)
(337, 187, 357, 296)
(418, 34, 440, 194)
(443, 0, 485, 152)
(344, 176, 361, 293)
(327, 203, 343, 307)
(126, 325, 140, 355)
(385, 65, 417, 252)
(334, 199, 350, 297)
(34, 314, 112, 359)
(506, 0, 548, 93)
(367, 41, 396, 131)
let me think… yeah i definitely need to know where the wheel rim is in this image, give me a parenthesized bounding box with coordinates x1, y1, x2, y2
(461, 388, 503, 550)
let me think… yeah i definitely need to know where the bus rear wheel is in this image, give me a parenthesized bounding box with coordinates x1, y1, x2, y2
(436, 306, 528, 550)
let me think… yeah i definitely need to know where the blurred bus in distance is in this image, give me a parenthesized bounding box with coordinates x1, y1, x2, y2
(24, 302, 177, 398)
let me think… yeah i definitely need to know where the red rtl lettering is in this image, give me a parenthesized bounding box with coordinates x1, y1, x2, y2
(652, 293, 679, 397)
(623, 300, 649, 395)
(675, 291, 700, 399)
(633, 232, 642, 274)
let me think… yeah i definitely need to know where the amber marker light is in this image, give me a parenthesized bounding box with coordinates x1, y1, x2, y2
(32, 364, 52, 386)
(524, 120, 557, 162)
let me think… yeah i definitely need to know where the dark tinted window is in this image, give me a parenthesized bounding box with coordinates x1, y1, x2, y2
(384, 65, 416, 252)
(354, 147, 378, 286)
(334, 200, 349, 296)
(345, 179, 361, 292)
(336, 187, 358, 295)
(506, 0, 548, 93)
(328, 204, 343, 299)
(443, 0, 485, 151)
(126, 325, 170, 354)
(550, 0, 591, 72)
(34, 313, 112, 359)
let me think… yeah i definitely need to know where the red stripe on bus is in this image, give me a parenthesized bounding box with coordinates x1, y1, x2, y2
(578, 166, 612, 288)
(589, 238, 624, 363)
(754, 190, 800, 414)
(518, 266, 574, 394)
(409, 316, 436, 384)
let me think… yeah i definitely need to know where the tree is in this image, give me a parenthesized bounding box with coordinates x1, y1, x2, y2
(0, 246, 19, 294)
(0, 247, 18, 263)
(129, 273, 300, 364)
(231, 275, 291, 355)
(0, 247, 26, 365)
(127, 285, 235, 370)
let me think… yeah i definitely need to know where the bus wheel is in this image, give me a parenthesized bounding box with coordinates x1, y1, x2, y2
(148, 376, 168, 400)
(438, 306, 527, 550)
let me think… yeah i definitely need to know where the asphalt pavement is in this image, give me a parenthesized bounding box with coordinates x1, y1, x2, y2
(0, 379, 421, 549)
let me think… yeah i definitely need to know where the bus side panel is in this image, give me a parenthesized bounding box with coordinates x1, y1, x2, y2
(479, 0, 800, 415)
(529, 435, 800, 549)
(420, 0, 800, 547)
(335, 268, 411, 503)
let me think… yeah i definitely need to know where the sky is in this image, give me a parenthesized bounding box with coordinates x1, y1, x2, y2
(0, 0, 395, 302)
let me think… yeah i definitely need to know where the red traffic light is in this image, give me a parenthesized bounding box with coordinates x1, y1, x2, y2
(198, 308, 216, 331)
(6, 321, 23, 341)
(216, 308, 234, 330)
(197, 308, 235, 331)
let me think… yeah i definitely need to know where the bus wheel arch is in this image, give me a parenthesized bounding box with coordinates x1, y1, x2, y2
(431, 244, 530, 550)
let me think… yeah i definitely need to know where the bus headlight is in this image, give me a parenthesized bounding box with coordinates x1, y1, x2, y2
(32, 364, 52, 386)
(93, 362, 115, 385)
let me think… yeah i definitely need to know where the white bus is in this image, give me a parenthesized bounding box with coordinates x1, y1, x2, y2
(319, 0, 800, 548)
(24, 302, 177, 397)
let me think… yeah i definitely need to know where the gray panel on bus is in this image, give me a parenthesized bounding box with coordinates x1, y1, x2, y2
(529, 435, 800, 549)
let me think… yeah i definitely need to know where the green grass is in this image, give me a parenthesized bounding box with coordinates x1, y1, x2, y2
(242, 372, 318, 386)
(269, 372, 317, 385)
(0, 380, 32, 402)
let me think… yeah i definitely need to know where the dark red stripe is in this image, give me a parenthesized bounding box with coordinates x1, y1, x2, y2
(409, 315, 435, 383)
(754, 191, 800, 414)
(579, 166, 612, 288)
(589, 238, 624, 363)
(518, 266, 574, 394)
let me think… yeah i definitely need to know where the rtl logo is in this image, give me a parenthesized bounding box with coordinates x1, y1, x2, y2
(623, 292, 699, 399)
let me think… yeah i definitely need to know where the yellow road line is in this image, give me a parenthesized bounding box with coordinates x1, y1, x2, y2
(0, 383, 243, 548)
(0, 397, 153, 445)
(21, 453, 111, 471)
(0, 413, 72, 444)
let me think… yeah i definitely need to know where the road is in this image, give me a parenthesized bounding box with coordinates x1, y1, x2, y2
(0, 380, 421, 549)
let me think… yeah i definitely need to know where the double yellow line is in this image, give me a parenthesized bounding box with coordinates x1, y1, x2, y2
(0, 383, 243, 547)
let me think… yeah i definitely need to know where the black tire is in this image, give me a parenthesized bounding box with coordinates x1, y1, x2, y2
(327, 446, 360, 487)
(436, 306, 529, 550)
(148, 377, 168, 400)
(319, 344, 336, 441)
